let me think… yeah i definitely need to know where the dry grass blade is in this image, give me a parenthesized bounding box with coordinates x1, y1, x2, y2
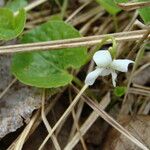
(0, 78, 17, 99)
(69, 89, 87, 150)
(118, 1, 150, 11)
(121, 29, 150, 114)
(24, 0, 47, 12)
(38, 85, 88, 150)
(64, 92, 110, 150)
(68, 100, 84, 142)
(0, 30, 149, 54)
(65, 0, 92, 23)
(14, 0, 47, 15)
(7, 89, 64, 150)
(41, 90, 61, 150)
(14, 110, 40, 150)
(127, 29, 150, 58)
(129, 87, 150, 97)
(83, 95, 149, 150)
(70, 6, 102, 26)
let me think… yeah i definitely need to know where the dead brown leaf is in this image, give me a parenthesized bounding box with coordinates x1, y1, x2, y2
(0, 55, 41, 138)
(103, 115, 150, 150)
(132, 64, 150, 86)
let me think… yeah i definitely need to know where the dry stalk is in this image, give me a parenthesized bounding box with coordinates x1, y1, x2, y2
(121, 29, 150, 114)
(69, 89, 87, 150)
(127, 29, 150, 58)
(82, 94, 149, 150)
(118, 1, 150, 11)
(14, 0, 47, 16)
(14, 110, 40, 150)
(129, 87, 150, 97)
(67, 100, 84, 141)
(80, 12, 105, 35)
(7, 89, 64, 150)
(41, 90, 61, 150)
(133, 84, 150, 91)
(71, 6, 102, 26)
(38, 84, 88, 150)
(24, 0, 47, 12)
(138, 98, 150, 115)
(117, 11, 138, 57)
(0, 30, 149, 54)
(0, 78, 17, 99)
(64, 92, 110, 150)
(27, 10, 50, 20)
(65, 0, 92, 23)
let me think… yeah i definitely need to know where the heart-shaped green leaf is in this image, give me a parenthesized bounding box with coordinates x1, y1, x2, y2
(0, 8, 26, 40)
(96, 0, 128, 15)
(12, 21, 87, 88)
(138, 0, 150, 24)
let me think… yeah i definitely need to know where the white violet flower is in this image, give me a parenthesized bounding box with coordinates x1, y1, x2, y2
(85, 50, 134, 87)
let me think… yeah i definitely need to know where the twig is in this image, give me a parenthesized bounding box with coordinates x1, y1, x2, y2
(0, 30, 149, 54)
(41, 90, 61, 150)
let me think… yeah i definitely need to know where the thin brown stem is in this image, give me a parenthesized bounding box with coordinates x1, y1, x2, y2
(0, 30, 149, 54)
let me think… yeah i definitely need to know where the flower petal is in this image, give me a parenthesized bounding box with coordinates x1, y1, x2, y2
(111, 59, 134, 72)
(111, 71, 117, 87)
(101, 68, 111, 76)
(85, 68, 103, 85)
(93, 50, 112, 67)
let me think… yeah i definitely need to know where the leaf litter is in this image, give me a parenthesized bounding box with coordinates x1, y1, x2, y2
(0, 54, 41, 138)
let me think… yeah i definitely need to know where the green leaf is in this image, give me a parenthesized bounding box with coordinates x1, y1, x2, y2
(138, 0, 150, 24)
(0, 8, 26, 41)
(11, 21, 87, 88)
(114, 86, 126, 97)
(50, 14, 62, 20)
(6, 0, 28, 12)
(96, 0, 128, 15)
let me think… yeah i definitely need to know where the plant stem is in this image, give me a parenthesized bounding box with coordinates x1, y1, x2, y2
(61, 0, 68, 19)
(113, 15, 118, 32)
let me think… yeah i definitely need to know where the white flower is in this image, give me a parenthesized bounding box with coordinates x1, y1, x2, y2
(85, 50, 134, 87)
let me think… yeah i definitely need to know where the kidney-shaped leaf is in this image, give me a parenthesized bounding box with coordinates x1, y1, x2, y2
(0, 8, 26, 40)
(12, 21, 87, 88)
(96, 0, 128, 15)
